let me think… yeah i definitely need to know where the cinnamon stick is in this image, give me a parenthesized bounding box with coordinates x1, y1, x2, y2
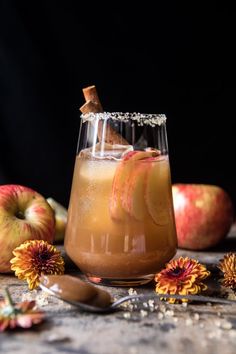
(82, 85, 103, 112)
(80, 100, 101, 114)
(79, 85, 128, 145)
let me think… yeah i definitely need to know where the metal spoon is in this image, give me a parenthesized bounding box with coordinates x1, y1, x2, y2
(39, 283, 236, 314)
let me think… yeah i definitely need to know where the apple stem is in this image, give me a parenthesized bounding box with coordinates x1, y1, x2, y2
(15, 210, 25, 220)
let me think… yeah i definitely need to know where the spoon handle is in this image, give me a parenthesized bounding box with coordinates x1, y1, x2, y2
(111, 293, 236, 308)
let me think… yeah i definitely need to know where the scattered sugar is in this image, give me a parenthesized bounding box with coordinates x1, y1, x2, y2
(214, 319, 221, 327)
(140, 310, 148, 318)
(123, 312, 131, 319)
(185, 318, 193, 326)
(129, 304, 134, 311)
(128, 288, 137, 296)
(159, 304, 166, 313)
(157, 312, 164, 320)
(208, 329, 222, 339)
(206, 320, 233, 337)
(229, 330, 236, 338)
(21, 290, 38, 302)
(44, 333, 71, 343)
(220, 321, 233, 330)
(21, 290, 50, 307)
(35, 293, 50, 307)
(165, 310, 174, 317)
(148, 299, 155, 308)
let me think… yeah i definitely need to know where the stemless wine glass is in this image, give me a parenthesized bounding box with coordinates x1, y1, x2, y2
(64, 112, 177, 286)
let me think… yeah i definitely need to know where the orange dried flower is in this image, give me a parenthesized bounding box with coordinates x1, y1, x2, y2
(155, 257, 210, 303)
(10, 240, 65, 290)
(218, 253, 236, 290)
(0, 288, 45, 332)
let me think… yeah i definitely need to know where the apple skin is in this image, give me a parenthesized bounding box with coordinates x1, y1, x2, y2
(0, 184, 55, 273)
(47, 198, 67, 243)
(172, 184, 234, 250)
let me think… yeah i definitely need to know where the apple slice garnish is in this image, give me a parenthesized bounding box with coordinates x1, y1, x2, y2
(110, 150, 160, 221)
(144, 157, 171, 225)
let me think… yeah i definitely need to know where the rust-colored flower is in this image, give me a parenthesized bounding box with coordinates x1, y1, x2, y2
(218, 253, 236, 290)
(0, 288, 45, 332)
(10, 240, 65, 290)
(155, 257, 210, 303)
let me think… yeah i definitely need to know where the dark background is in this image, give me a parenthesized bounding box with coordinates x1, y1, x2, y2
(0, 1, 236, 208)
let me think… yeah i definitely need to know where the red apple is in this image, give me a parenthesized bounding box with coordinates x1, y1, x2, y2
(0, 184, 55, 272)
(172, 184, 234, 250)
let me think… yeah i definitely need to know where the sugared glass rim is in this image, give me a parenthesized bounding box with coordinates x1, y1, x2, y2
(81, 112, 167, 127)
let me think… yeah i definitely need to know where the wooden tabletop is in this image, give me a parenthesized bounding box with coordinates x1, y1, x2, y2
(1, 229, 236, 354)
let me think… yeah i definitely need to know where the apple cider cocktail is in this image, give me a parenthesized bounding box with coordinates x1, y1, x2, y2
(64, 112, 177, 286)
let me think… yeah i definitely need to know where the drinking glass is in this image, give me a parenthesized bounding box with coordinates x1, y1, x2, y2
(64, 112, 177, 286)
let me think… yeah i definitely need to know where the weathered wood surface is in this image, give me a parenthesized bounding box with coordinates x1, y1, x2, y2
(1, 228, 236, 354)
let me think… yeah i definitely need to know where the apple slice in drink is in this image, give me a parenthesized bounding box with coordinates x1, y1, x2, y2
(110, 150, 159, 221)
(121, 162, 148, 221)
(109, 160, 129, 221)
(144, 157, 171, 225)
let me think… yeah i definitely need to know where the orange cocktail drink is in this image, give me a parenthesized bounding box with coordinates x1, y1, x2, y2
(64, 110, 177, 286)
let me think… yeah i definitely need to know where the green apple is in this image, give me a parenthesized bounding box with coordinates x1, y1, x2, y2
(47, 198, 67, 243)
